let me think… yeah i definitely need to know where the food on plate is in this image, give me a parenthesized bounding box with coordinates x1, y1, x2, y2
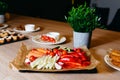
(0, 29, 26, 44)
(5, 36, 12, 42)
(0, 24, 4, 27)
(7, 30, 16, 35)
(0, 32, 8, 37)
(40, 32, 60, 43)
(17, 34, 25, 39)
(9, 44, 99, 72)
(16, 25, 25, 30)
(109, 49, 120, 67)
(16, 24, 39, 31)
(1, 29, 9, 33)
(24, 46, 91, 70)
(0, 38, 5, 44)
(11, 34, 18, 41)
(30, 55, 59, 69)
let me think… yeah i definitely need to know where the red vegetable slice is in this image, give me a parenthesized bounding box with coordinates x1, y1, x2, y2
(29, 55, 37, 62)
(62, 62, 84, 69)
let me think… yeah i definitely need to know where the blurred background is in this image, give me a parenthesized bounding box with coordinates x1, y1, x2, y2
(1, 0, 120, 32)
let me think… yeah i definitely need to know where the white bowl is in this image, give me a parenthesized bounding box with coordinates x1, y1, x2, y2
(25, 24, 35, 31)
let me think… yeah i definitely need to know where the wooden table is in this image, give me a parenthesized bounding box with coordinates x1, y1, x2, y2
(0, 14, 120, 80)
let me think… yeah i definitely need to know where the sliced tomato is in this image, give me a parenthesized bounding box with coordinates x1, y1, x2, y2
(46, 49, 51, 54)
(41, 35, 56, 43)
(53, 48, 59, 54)
(41, 35, 47, 41)
(29, 55, 37, 62)
(74, 48, 82, 53)
(61, 50, 67, 55)
(49, 51, 55, 56)
(49, 38, 55, 43)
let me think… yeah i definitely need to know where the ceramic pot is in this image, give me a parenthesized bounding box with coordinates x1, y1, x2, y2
(0, 15, 5, 23)
(73, 31, 92, 48)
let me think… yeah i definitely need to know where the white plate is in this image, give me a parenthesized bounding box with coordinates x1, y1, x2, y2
(0, 24, 9, 30)
(104, 55, 120, 71)
(13, 27, 40, 33)
(32, 35, 66, 45)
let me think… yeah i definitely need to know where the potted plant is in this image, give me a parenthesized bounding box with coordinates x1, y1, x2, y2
(65, 3, 101, 48)
(0, 1, 8, 23)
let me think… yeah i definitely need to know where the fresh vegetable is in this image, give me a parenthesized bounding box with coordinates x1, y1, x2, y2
(30, 55, 59, 69)
(41, 35, 56, 43)
(25, 46, 91, 70)
(29, 55, 37, 62)
(26, 48, 47, 58)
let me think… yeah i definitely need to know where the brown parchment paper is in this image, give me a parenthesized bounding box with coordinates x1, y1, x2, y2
(9, 43, 99, 72)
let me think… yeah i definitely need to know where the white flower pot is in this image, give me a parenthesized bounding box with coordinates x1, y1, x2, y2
(0, 15, 5, 23)
(73, 31, 92, 48)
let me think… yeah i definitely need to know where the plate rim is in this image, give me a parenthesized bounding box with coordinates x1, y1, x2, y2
(32, 35, 66, 45)
(13, 27, 40, 33)
(104, 54, 120, 71)
(0, 24, 9, 29)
